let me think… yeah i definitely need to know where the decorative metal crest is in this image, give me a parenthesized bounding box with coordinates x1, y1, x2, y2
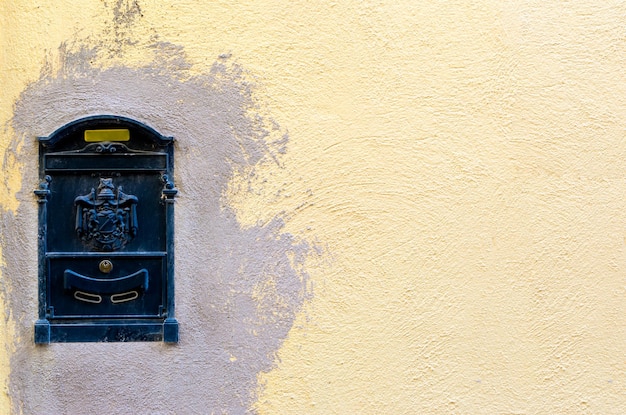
(74, 178, 138, 251)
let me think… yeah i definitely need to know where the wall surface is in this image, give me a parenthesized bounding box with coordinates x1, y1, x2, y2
(3, 0, 626, 414)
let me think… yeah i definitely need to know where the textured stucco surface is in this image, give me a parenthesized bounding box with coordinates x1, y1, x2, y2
(3, 0, 626, 414)
(2, 2, 313, 414)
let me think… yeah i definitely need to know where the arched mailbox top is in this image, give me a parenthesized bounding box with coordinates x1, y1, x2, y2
(39, 115, 173, 150)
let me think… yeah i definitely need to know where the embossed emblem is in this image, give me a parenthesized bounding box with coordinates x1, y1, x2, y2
(74, 178, 138, 251)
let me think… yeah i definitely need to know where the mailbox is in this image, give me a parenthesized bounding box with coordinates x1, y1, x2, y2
(34, 115, 178, 343)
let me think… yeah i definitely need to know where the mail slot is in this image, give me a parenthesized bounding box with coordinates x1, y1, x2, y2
(34, 115, 178, 343)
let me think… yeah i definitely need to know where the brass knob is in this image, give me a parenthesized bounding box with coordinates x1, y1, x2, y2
(99, 260, 113, 273)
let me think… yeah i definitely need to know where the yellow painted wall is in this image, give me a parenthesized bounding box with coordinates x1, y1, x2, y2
(3, 0, 626, 413)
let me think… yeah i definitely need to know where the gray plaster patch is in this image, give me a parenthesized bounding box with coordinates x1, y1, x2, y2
(106, 0, 143, 56)
(3, 32, 313, 415)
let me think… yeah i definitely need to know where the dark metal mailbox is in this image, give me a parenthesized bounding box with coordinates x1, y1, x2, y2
(34, 115, 178, 343)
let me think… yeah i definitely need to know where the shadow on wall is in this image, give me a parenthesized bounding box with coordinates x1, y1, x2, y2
(2, 34, 314, 415)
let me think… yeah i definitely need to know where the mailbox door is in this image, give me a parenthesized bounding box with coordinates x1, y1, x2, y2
(35, 116, 178, 343)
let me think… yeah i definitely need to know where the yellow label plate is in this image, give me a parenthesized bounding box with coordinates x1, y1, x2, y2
(84, 129, 130, 142)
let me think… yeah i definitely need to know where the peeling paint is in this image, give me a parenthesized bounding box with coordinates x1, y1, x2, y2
(106, 0, 143, 57)
(0, 244, 14, 414)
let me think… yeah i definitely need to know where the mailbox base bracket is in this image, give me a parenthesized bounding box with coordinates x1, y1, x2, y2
(34, 319, 178, 344)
